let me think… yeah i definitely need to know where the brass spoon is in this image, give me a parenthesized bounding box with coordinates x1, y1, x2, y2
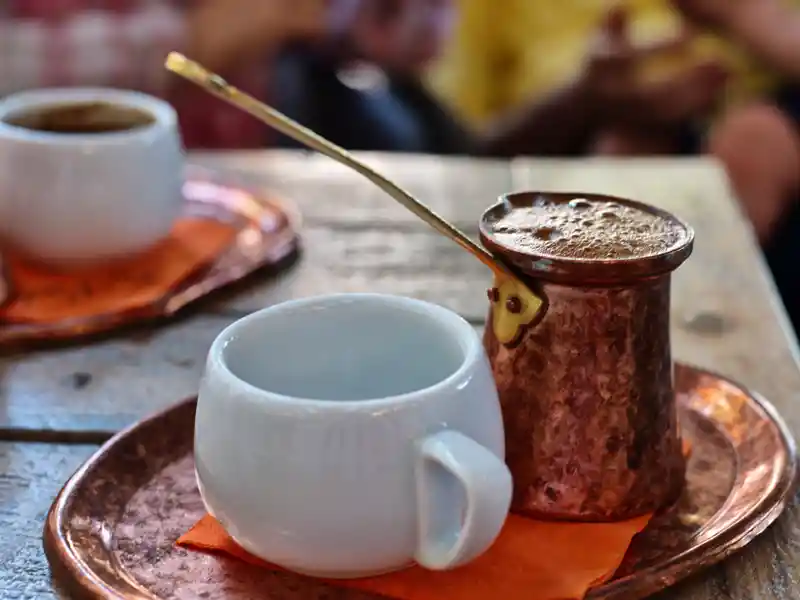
(164, 52, 515, 281)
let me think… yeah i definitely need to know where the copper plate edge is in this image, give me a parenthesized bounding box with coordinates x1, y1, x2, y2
(0, 168, 301, 348)
(44, 398, 191, 600)
(591, 363, 798, 598)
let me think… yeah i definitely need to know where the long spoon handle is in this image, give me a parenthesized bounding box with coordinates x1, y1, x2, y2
(164, 52, 511, 278)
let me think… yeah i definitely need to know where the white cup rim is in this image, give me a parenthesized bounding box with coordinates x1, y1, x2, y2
(0, 87, 175, 146)
(207, 293, 483, 409)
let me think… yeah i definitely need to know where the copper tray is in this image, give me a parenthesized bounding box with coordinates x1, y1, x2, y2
(0, 166, 300, 347)
(43, 363, 797, 600)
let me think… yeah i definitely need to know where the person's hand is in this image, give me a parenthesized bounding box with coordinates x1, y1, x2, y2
(581, 4, 728, 129)
(187, 0, 363, 73)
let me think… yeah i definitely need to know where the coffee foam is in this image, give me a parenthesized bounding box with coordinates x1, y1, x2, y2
(490, 196, 687, 260)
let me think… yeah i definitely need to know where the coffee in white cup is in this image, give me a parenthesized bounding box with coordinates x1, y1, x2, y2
(0, 88, 184, 265)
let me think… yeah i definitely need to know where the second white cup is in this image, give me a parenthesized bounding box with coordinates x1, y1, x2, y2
(0, 88, 184, 264)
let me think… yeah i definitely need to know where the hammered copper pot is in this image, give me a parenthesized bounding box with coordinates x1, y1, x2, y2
(479, 191, 694, 522)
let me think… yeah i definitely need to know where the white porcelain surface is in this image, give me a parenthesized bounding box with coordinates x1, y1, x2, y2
(195, 293, 512, 578)
(0, 88, 184, 264)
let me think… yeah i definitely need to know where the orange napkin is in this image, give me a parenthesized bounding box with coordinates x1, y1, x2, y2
(179, 442, 691, 599)
(178, 512, 651, 600)
(1, 217, 237, 323)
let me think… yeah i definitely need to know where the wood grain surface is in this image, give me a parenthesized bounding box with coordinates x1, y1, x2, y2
(0, 315, 233, 438)
(0, 442, 96, 599)
(2, 152, 799, 599)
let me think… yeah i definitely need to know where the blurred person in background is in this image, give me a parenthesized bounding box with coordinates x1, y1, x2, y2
(670, 0, 800, 333)
(429, 0, 800, 245)
(0, 0, 730, 156)
(273, 0, 743, 158)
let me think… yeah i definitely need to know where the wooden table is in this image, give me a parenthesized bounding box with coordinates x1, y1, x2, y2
(2, 151, 799, 599)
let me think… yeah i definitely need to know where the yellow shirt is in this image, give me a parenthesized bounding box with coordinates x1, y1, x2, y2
(428, 0, 781, 126)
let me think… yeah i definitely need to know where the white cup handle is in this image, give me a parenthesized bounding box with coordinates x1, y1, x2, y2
(413, 430, 512, 570)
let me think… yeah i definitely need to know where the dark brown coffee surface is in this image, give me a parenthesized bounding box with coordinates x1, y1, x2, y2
(489, 195, 688, 260)
(4, 101, 154, 134)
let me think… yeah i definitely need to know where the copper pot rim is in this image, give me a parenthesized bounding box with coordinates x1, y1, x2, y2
(479, 191, 695, 285)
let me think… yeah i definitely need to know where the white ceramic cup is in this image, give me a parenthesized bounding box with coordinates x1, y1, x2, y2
(0, 88, 184, 264)
(195, 293, 512, 578)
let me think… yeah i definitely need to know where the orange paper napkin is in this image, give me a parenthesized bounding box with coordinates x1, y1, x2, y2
(179, 440, 691, 599)
(1, 217, 237, 323)
(178, 512, 651, 600)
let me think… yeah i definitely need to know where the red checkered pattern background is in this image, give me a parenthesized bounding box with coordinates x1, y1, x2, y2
(1, 0, 269, 148)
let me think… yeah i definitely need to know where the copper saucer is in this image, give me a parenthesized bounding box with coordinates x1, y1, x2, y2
(43, 363, 797, 600)
(0, 165, 300, 347)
